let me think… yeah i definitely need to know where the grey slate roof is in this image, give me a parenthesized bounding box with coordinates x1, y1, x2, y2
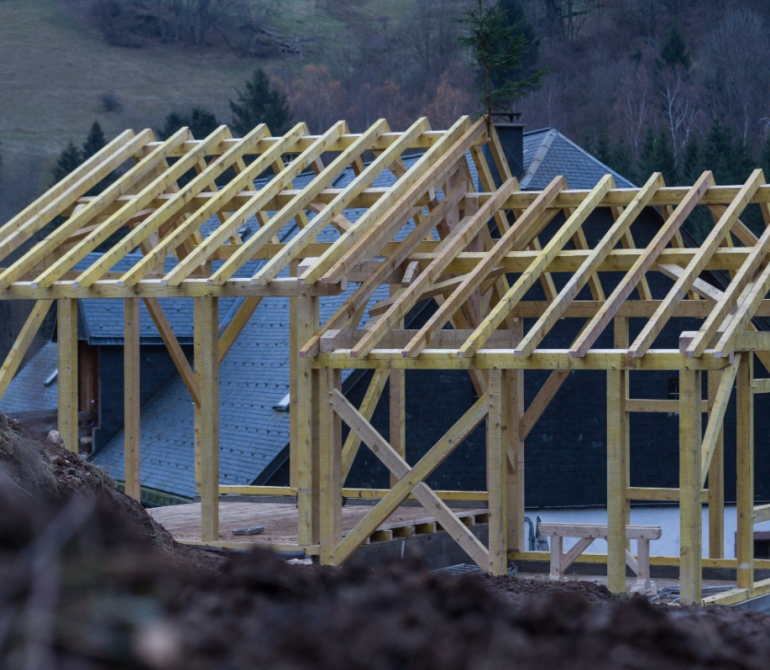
(520, 128, 635, 190)
(89, 133, 632, 498)
(0, 342, 58, 415)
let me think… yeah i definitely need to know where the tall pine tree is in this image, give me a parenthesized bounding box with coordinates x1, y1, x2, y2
(457, 0, 547, 121)
(52, 142, 82, 184)
(81, 122, 106, 160)
(229, 69, 292, 136)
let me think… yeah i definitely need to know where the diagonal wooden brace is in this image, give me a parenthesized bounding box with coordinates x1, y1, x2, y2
(330, 389, 490, 568)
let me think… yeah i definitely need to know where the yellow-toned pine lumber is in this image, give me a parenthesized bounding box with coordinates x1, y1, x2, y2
(119, 123, 305, 286)
(57, 299, 79, 453)
(460, 175, 615, 358)
(519, 369, 569, 440)
(330, 393, 489, 565)
(403, 175, 564, 358)
(218, 296, 262, 364)
(142, 297, 201, 407)
(195, 121, 348, 286)
(124, 297, 141, 501)
(296, 295, 320, 547)
(487, 369, 508, 576)
(351, 177, 518, 358)
(330, 388, 490, 569)
(700, 358, 738, 486)
(44, 126, 232, 289)
(0, 130, 148, 263)
(516, 173, 663, 358)
(299, 115, 475, 286)
(195, 296, 220, 542)
(707, 370, 725, 558)
(319, 369, 342, 565)
(679, 368, 703, 605)
(298, 186, 467, 359)
(688, 232, 770, 358)
(341, 369, 389, 481)
(570, 172, 713, 358)
(629, 170, 763, 358)
(507, 323, 526, 551)
(606, 367, 628, 594)
(254, 118, 430, 285)
(0, 300, 53, 400)
(736, 354, 754, 589)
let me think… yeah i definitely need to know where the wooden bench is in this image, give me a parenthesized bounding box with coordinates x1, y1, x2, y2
(538, 522, 662, 595)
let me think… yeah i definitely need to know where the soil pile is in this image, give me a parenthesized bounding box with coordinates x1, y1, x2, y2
(2, 413, 770, 669)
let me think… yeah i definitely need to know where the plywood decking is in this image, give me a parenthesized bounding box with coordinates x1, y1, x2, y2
(149, 502, 488, 547)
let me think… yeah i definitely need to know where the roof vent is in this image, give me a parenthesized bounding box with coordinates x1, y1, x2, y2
(273, 392, 290, 412)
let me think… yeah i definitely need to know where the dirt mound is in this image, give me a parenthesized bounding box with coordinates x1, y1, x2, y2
(3, 413, 770, 669)
(0, 413, 222, 571)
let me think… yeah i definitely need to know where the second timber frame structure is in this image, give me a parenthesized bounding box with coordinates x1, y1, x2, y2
(1, 114, 769, 606)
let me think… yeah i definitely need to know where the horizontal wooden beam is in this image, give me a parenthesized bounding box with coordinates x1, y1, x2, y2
(218, 485, 490, 501)
(315, 350, 729, 370)
(753, 378, 770, 394)
(755, 504, 770, 523)
(627, 487, 708, 502)
(320, 328, 520, 353)
(626, 399, 709, 413)
(702, 577, 770, 606)
(0, 278, 345, 300)
(508, 551, 770, 571)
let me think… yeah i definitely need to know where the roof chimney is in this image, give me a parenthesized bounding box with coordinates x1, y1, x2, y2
(482, 113, 525, 186)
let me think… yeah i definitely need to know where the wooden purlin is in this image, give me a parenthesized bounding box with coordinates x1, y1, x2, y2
(0, 130, 142, 262)
(300, 115, 479, 286)
(515, 173, 664, 358)
(178, 121, 349, 286)
(628, 169, 764, 359)
(206, 120, 389, 286)
(401, 175, 566, 359)
(37, 126, 232, 289)
(350, 178, 518, 359)
(569, 171, 714, 359)
(459, 175, 616, 359)
(253, 117, 429, 285)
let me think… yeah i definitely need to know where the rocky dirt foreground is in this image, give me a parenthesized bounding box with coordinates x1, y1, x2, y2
(1, 413, 769, 669)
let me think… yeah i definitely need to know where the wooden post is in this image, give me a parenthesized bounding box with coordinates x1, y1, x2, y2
(124, 298, 141, 501)
(289, 261, 299, 489)
(57, 298, 79, 453)
(195, 296, 219, 542)
(607, 366, 628, 594)
(736, 354, 754, 589)
(707, 370, 725, 558)
(614, 317, 631, 545)
(194, 319, 201, 489)
(487, 368, 508, 575)
(679, 368, 703, 605)
(507, 320, 526, 552)
(297, 295, 320, 547)
(319, 368, 342, 565)
(389, 284, 406, 487)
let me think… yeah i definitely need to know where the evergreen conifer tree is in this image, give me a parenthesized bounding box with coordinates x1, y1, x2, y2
(638, 127, 657, 181)
(595, 128, 611, 167)
(608, 139, 634, 182)
(52, 142, 82, 183)
(761, 134, 770, 181)
(159, 107, 220, 140)
(81, 122, 106, 160)
(653, 129, 678, 185)
(457, 0, 547, 121)
(229, 69, 292, 136)
(681, 135, 702, 185)
(659, 25, 691, 72)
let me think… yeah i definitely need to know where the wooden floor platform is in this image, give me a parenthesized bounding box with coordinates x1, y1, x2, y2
(149, 502, 489, 547)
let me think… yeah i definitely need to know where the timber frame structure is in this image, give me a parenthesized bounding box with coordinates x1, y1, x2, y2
(1, 115, 770, 606)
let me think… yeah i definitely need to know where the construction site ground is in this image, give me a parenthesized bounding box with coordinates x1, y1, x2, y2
(3, 418, 770, 668)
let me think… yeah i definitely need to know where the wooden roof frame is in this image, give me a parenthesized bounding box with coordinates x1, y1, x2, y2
(4, 116, 770, 608)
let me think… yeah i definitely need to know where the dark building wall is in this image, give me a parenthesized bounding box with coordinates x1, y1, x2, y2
(91, 344, 193, 453)
(341, 206, 770, 506)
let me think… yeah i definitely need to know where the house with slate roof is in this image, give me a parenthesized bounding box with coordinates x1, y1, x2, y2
(7, 124, 768, 509)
